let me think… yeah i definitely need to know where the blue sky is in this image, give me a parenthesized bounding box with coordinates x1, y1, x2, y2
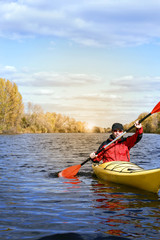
(0, 0, 160, 128)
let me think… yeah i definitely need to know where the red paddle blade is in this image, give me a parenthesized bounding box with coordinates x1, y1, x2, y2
(151, 101, 160, 114)
(58, 164, 81, 178)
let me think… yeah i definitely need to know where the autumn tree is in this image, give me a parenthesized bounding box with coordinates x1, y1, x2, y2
(0, 78, 24, 133)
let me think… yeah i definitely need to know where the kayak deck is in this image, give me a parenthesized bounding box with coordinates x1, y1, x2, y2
(92, 161, 160, 193)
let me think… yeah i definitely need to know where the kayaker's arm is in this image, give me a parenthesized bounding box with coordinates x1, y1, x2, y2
(90, 121, 143, 162)
(126, 126, 143, 150)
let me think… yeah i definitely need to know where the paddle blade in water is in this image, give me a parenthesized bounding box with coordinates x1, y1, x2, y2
(58, 164, 81, 178)
(151, 101, 160, 114)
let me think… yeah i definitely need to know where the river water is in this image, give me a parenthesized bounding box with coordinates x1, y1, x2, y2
(0, 133, 160, 240)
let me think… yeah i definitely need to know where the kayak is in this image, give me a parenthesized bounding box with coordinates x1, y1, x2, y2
(92, 161, 160, 193)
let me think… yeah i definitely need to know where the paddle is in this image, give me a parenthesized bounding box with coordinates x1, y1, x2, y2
(58, 101, 160, 178)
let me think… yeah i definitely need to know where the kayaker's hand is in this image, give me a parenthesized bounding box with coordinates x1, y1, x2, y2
(134, 120, 142, 129)
(90, 152, 97, 159)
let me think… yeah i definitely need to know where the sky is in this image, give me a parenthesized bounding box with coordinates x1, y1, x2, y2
(0, 0, 160, 129)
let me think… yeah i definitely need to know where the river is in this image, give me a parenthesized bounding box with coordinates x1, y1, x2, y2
(0, 133, 160, 240)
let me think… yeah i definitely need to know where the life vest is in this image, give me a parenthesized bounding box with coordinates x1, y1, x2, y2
(96, 140, 130, 162)
(94, 127, 143, 163)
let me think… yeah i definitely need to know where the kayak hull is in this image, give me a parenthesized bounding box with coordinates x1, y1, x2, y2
(92, 161, 160, 193)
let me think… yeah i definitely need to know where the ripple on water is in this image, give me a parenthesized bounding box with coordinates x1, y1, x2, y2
(0, 133, 160, 240)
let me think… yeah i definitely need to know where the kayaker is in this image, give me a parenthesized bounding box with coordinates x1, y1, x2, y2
(90, 121, 143, 163)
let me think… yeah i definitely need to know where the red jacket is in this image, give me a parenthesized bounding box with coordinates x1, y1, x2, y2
(94, 127, 143, 163)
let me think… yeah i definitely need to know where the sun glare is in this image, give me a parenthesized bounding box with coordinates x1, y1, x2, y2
(87, 122, 95, 131)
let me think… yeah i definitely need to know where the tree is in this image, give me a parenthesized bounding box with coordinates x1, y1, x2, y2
(0, 78, 24, 133)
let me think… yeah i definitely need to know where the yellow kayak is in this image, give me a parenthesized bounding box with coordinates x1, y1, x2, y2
(92, 161, 160, 193)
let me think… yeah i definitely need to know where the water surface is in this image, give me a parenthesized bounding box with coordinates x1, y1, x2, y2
(0, 133, 160, 240)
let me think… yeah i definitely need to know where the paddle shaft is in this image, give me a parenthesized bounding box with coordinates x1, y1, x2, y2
(126, 112, 151, 132)
(80, 131, 128, 166)
(92, 112, 153, 157)
(98, 112, 153, 153)
(80, 112, 152, 165)
(81, 157, 91, 166)
(58, 102, 160, 177)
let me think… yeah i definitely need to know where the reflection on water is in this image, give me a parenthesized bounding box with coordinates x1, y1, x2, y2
(0, 133, 160, 240)
(91, 181, 160, 238)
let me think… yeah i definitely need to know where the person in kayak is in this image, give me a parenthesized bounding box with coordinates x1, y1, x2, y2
(90, 121, 143, 163)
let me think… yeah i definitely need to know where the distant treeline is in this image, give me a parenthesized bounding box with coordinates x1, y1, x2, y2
(0, 78, 160, 134)
(124, 112, 160, 134)
(0, 78, 91, 134)
(21, 102, 87, 133)
(92, 112, 160, 134)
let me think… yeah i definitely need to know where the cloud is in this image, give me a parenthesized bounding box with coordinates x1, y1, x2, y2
(2, 64, 159, 102)
(71, 93, 121, 103)
(39, 95, 147, 127)
(24, 89, 55, 96)
(111, 76, 160, 92)
(0, 65, 101, 87)
(19, 72, 101, 87)
(1, 64, 159, 126)
(2, 64, 159, 99)
(0, 65, 17, 73)
(1, 1, 160, 46)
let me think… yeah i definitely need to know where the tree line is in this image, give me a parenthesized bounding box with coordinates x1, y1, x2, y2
(0, 78, 87, 134)
(0, 78, 24, 133)
(21, 102, 87, 133)
(124, 112, 160, 134)
(0, 78, 160, 134)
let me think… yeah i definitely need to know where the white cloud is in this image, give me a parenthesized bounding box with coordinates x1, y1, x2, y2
(1, 64, 159, 126)
(0, 1, 160, 46)
(1, 65, 17, 73)
(1, 66, 102, 88)
(2, 65, 159, 99)
(21, 71, 101, 87)
(111, 76, 160, 92)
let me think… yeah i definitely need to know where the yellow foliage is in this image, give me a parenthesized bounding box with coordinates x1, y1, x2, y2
(0, 78, 24, 133)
